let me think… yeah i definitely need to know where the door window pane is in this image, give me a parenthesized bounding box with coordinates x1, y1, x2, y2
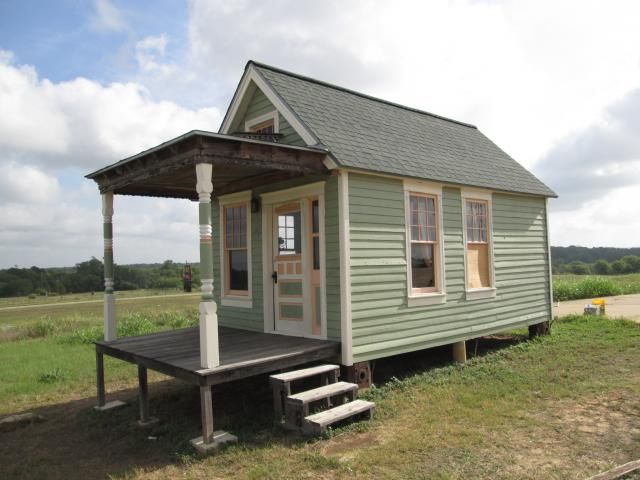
(313, 236, 320, 270)
(312, 200, 319, 234)
(278, 210, 301, 255)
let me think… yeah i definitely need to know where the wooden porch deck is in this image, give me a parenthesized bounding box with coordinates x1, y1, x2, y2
(96, 326, 340, 387)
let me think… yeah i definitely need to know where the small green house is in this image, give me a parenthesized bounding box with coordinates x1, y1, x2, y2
(87, 61, 556, 446)
(216, 60, 556, 366)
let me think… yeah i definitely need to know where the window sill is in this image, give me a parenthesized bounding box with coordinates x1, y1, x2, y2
(407, 292, 446, 307)
(465, 288, 496, 301)
(221, 296, 253, 308)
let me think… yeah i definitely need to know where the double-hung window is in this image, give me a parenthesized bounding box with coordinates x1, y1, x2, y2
(410, 194, 438, 292)
(224, 204, 248, 293)
(404, 182, 446, 306)
(463, 192, 496, 299)
(219, 192, 252, 307)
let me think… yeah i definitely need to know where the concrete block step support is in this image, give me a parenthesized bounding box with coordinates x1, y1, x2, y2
(302, 399, 375, 436)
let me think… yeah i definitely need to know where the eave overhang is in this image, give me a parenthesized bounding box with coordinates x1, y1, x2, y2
(85, 130, 330, 200)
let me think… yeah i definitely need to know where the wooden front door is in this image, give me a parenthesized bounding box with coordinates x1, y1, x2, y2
(273, 202, 306, 335)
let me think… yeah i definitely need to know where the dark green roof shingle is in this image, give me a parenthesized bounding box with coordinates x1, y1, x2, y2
(251, 61, 556, 197)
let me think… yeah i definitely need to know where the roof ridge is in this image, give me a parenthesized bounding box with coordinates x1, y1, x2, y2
(247, 60, 477, 129)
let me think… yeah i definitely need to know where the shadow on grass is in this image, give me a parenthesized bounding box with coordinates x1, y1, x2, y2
(372, 331, 529, 385)
(0, 331, 530, 480)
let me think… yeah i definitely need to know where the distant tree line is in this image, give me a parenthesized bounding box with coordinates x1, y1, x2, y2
(552, 246, 640, 275)
(0, 259, 200, 298)
(552, 246, 640, 265)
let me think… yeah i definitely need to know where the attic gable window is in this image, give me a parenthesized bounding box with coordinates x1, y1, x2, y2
(404, 181, 446, 306)
(245, 110, 279, 134)
(251, 120, 274, 134)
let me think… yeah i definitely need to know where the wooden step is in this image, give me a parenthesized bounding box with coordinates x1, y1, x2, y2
(270, 364, 339, 386)
(302, 399, 375, 436)
(287, 381, 358, 406)
(284, 382, 358, 429)
(270, 364, 340, 423)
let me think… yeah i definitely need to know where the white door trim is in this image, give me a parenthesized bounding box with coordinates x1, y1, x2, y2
(261, 182, 327, 339)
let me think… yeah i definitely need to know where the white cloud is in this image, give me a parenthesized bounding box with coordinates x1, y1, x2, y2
(0, 53, 222, 170)
(535, 88, 640, 211)
(3, 0, 640, 268)
(0, 50, 219, 267)
(90, 0, 127, 32)
(136, 34, 176, 75)
(0, 164, 199, 268)
(0, 162, 60, 204)
(186, 0, 640, 170)
(549, 185, 640, 248)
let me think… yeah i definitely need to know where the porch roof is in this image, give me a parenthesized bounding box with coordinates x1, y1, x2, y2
(85, 130, 330, 200)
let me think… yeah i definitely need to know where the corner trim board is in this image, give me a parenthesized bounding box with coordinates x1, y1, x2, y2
(338, 171, 353, 365)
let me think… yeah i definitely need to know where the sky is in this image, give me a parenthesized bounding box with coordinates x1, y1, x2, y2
(0, 0, 639, 268)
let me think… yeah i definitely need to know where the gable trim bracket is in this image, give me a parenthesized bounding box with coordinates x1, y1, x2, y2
(220, 63, 318, 147)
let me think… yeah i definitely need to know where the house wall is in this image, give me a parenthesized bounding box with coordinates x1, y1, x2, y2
(348, 172, 551, 363)
(213, 85, 341, 340)
(211, 174, 342, 341)
(243, 87, 305, 146)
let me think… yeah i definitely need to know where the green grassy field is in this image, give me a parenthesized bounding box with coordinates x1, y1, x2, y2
(0, 290, 199, 328)
(0, 294, 638, 479)
(553, 273, 640, 300)
(0, 288, 190, 308)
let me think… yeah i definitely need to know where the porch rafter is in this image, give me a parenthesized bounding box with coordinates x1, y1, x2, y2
(86, 130, 331, 200)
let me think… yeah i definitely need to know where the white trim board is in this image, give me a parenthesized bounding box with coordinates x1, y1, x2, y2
(545, 198, 554, 322)
(220, 64, 317, 146)
(403, 179, 447, 306)
(260, 181, 328, 340)
(338, 171, 353, 365)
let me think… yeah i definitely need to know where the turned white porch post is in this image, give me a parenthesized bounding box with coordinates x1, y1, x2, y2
(196, 163, 220, 369)
(102, 192, 117, 341)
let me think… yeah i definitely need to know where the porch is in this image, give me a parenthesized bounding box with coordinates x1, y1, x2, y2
(86, 130, 338, 451)
(96, 326, 340, 389)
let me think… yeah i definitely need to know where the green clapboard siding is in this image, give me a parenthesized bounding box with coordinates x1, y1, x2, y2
(242, 87, 305, 146)
(212, 174, 342, 342)
(348, 173, 550, 363)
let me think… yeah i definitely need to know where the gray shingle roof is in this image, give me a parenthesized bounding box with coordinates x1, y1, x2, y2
(250, 61, 556, 198)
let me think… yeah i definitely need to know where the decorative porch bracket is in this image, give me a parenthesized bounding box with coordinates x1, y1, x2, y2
(196, 163, 220, 369)
(102, 192, 117, 341)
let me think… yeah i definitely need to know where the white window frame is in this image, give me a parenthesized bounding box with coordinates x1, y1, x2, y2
(461, 188, 496, 300)
(219, 190, 253, 308)
(403, 180, 446, 307)
(245, 110, 279, 134)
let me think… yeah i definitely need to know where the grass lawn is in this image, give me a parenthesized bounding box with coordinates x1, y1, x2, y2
(0, 290, 199, 329)
(0, 309, 638, 479)
(554, 273, 640, 300)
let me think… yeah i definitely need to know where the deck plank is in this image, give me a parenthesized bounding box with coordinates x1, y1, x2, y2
(96, 327, 340, 386)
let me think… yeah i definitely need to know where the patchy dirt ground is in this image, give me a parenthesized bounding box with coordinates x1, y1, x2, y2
(1, 319, 638, 480)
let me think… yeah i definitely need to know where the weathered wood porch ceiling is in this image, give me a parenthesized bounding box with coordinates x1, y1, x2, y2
(85, 130, 331, 199)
